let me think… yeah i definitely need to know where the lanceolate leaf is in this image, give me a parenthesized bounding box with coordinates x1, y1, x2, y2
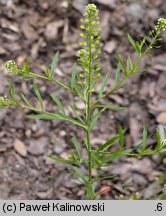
(86, 185, 94, 200)
(119, 128, 126, 149)
(97, 104, 128, 112)
(142, 125, 148, 150)
(156, 128, 161, 149)
(103, 149, 133, 163)
(51, 51, 59, 77)
(8, 80, 16, 99)
(72, 135, 82, 158)
(115, 62, 121, 83)
(51, 94, 65, 114)
(33, 82, 43, 109)
(127, 33, 140, 54)
(70, 103, 85, 125)
(21, 93, 34, 108)
(98, 73, 110, 97)
(97, 135, 119, 152)
(71, 64, 77, 90)
(27, 112, 86, 129)
(115, 51, 126, 73)
(48, 155, 73, 163)
(90, 109, 99, 131)
(72, 167, 88, 186)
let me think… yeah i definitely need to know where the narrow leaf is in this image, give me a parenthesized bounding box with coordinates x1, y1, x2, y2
(21, 93, 34, 108)
(71, 64, 77, 89)
(28, 114, 55, 120)
(72, 135, 82, 158)
(127, 33, 140, 54)
(51, 94, 65, 114)
(115, 51, 126, 73)
(156, 128, 161, 149)
(97, 135, 119, 152)
(103, 149, 133, 163)
(98, 73, 110, 97)
(51, 51, 59, 77)
(142, 125, 147, 150)
(28, 113, 86, 129)
(115, 62, 121, 83)
(97, 104, 128, 111)
(86, 185, 94, 200)
(164, 128, 166, 140)
(119, 128, 126, 149)
(90, 109, 99, 131)
(70, 103, 85, 125)
(48, 155, 73, 163)
(72, 167, 88, 186)
(33, 82, 43, 109)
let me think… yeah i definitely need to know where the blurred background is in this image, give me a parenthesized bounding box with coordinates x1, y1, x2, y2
(0, 0, 166, 199)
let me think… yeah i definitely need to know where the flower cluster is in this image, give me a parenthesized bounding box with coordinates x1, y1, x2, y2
(155, 18, 166, 33)
(77, 4, 101, 88)
(4, 60, 19, 74)
(0, 96, 16, 108)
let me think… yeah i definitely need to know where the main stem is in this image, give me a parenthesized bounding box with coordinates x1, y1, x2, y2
(86, 9, 93, 184)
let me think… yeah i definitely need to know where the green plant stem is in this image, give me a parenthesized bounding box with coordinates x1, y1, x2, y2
(22, 71, 86, 102)
(92, 32, 160, 108)
(86, 9, 93, 185)
(22, 105, 87, 129)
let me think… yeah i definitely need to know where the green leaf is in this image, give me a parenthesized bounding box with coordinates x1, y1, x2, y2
(115, 51, 126, 73)
(164, 128, 166, 140)
(71, 64, 77, 90)
(84, 138, 88, 150)
(8, 80, 15, 99)
(51, 94, 65, 114)
(156, 128, 161, 150)
(51, 51, 59, 77)
(93, 175, 116, 183)
(72, 135, 82, 158)
(72, 167, 88, 186)
(119, 128, 126, 149)
(21, 93, 34, 108)
(142, 125, 148, 150)
(97, 135, 119, 152)
(28, 114, 55, 120)
(28, 112, 86, 129)
(98, 73, 110, 97)
(8, 80, 21, 106)
(22, 60, 30, 74)
(48, 155, 73, 163)
(70, 103, 85, 125)
(97, 104, 128, 112)
(103, 149, 133, 163)
(127, 56, 133, 71)
(127, 33, 140, 54)
(86, 185, 94, 200)
(33, 82, 43, 109)
(115, 62, 121, 83)
(90, 109, 99, 131)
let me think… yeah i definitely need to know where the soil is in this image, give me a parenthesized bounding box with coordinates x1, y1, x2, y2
(0, 0, 166, 200)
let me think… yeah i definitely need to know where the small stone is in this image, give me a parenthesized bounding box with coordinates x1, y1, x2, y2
(28, 137, 48, 155)
(35, 188, 53, 199)
(132, 173, 147, 187)
(156, 112, 166, 124)
(44, 20, 64, 41)
(104, 40, 117, 54)
(14, 139, 27, 157)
